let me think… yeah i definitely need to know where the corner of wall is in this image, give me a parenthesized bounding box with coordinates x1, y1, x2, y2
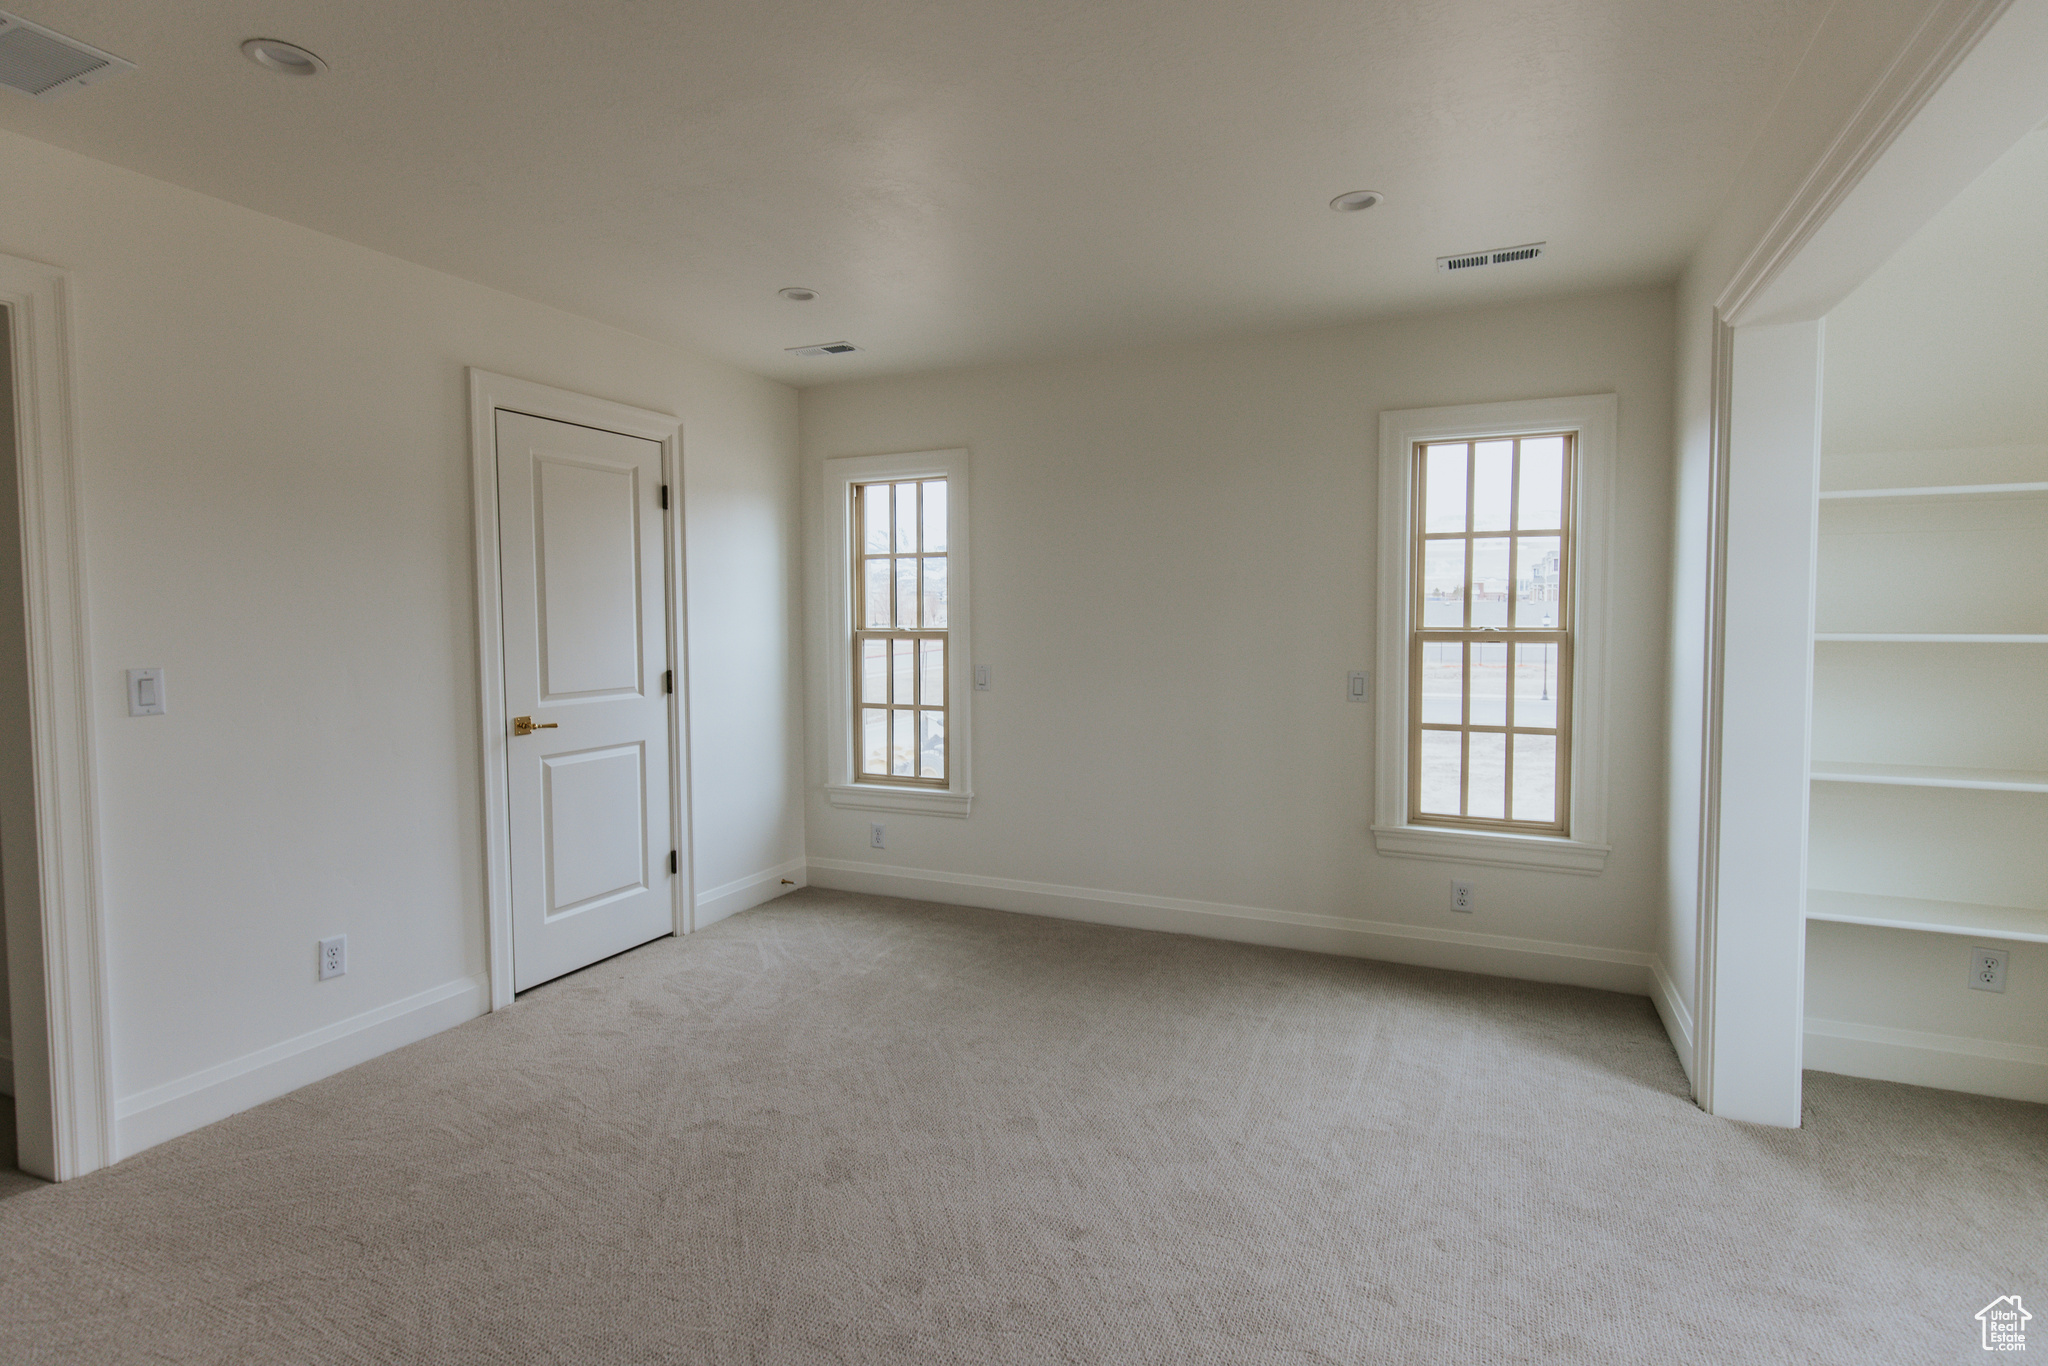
(1648, 954, 1696, 1088)
(114, 977, 486, 1162)
(696, 858, 808, 931)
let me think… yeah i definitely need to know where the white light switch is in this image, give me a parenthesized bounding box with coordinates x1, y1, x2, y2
(127, 667, 166, 716)
(974, 664, 991, 692)
(1347, 670, 1370, 703)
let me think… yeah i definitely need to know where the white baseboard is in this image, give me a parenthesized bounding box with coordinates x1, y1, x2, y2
(1805, 1016, 2048, 1104)
(0, 1033, 11, 1099)
(806, 858, 1654, 995)
(114, 976, 486, 1161)
(695, 856, 807, 930)
(1647, 956, 1695, 1089)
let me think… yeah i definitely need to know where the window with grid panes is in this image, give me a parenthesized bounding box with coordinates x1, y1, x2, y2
(853, 479, 949, 784)
(1412, 434, 1574, 832)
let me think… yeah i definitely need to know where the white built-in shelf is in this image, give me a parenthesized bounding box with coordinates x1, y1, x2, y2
(1807, 889, 2048, 944)
(1810, 760, 2048, 793)
(1819, 482, 2048, 501)
(1813, 633, 2048, 644)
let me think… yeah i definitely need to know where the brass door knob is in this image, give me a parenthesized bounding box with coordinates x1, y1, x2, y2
(512, 716, 558, 736)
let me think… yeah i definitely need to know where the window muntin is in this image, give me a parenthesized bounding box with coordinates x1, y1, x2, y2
(1411, 434, 1575, 833)
(853, 479, 949, 784)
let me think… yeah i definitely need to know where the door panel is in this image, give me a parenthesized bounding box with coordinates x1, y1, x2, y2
(497, 411, 672, 991)
(543, 744, 647, 916)
(535, 456, 643, 700)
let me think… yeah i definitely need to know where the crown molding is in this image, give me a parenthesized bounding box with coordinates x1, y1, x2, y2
(1716, 0, 2015, 326)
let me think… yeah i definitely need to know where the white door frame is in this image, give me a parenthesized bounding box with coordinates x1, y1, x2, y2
(1687, 0, 2048, 1123)
(0, 252, 116, 1180)
(468, 369, 693, 1011)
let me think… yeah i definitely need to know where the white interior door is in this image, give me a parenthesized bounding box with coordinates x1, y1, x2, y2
(495, 410, 674, 991)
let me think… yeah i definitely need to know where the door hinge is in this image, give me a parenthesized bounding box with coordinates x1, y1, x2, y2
(660, 484, 669, 510)
(669, 850, 678, 876)
(663, 668, 673, 695)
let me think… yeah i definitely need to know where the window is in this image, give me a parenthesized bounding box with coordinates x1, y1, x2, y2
(822, 449, 972, 816)
(1412, 434, 1573, 832)
(1375, 397, 1613, 874)
(853, 478, 950, 785)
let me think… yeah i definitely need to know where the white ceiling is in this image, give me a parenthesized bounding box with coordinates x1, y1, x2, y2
(0, 0, 1829, 385)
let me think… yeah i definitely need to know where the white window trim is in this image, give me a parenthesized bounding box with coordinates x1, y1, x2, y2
(822, 449, 973, 816)
(1373, 395, 1615, 875)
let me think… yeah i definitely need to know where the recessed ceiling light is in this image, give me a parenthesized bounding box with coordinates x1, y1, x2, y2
(777, 287, 819, 302)
(241, 38, 326, 77)
(1329, 190, 1384, 212)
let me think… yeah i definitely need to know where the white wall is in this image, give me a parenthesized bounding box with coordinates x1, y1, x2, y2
(800, 287, 1674, 991)
(0, 310, 14, 1096)
(1705, 319, 1822, 1126)
(0, 129, 805, 1159)
(1662, 0, 1952, 1090)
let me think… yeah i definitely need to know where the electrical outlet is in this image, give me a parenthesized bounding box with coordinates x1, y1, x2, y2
(1969, 947, 2007, 993)
(319, 935, 347, 981)
(869, 822, 885, 850)
(1450, 881, 1475, 913)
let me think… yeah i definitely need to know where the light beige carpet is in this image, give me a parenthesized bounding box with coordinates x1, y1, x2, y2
(0, 888, 2039, 1364)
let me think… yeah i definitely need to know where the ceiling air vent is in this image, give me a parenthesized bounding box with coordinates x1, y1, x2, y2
(0, 9, 134, 98)
(786, 341, 860, 358)
(1437, 242, 1546, 274)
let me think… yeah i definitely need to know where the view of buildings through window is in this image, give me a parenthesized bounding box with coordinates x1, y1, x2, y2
(1413, 434, 1574, 831)
(854, 478, 949, 783)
